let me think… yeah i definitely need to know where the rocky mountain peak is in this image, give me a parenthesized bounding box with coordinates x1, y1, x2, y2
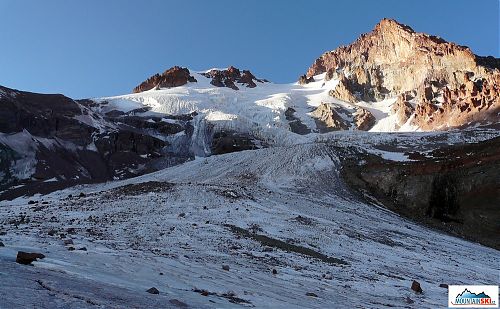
(373, 18, 415, 35)
(133, 66, 197, 93)
(305, 18, 500, 130)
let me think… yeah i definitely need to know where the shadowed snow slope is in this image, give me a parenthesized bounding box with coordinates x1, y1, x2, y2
(0, 141, 498, 308)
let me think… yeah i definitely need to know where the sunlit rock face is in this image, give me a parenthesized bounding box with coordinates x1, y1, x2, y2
(133, 66, 197, 93)
(306, 18, 500, 130)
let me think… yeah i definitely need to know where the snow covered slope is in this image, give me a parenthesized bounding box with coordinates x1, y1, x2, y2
(96, 70, 417, 147)
(1, 140, 498, 308)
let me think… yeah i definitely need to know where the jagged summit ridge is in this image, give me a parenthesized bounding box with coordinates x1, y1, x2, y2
(305, 18, 500, 130)
(133, 66, 266, 93)
(133, 66, 197, 93)
(306, 18, 478, 96)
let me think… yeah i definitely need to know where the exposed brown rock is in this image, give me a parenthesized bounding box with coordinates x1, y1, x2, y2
(353, 108, 375, 131)
(328, 75, 358, 103)
(133, 66, 197, 93)
(311, 103, 349, 131)
(413, 72, 500, 130)
(307, 18, 478, 96)
(298, 74, 315, 85)
(306, 18, 500, 130)
(392, 94, 415, 126)
(411, 280, 423, 293)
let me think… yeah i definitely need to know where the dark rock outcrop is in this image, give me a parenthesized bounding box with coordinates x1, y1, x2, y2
(202, 66, 266, 90)
(0, 86, 195, 200)
(133, 66, 197, 93)
(341, 136, 500, 249)
(211, 131, 263, 155)
(0, 86, 94, 145)
(285, 108, 311, 135)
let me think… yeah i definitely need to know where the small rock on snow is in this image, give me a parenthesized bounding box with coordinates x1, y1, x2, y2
(169, 299, 188, 307)
(146, 287, 160, 294)
(411, 280, 423, 293)
(16, 251, 45, 265)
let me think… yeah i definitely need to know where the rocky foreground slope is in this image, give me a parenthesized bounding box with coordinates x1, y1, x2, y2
(1, 133, 498, 308)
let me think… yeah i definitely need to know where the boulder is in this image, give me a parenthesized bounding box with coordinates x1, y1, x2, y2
(146, 287, 160, 294)
(411, 280, 423, 293)
(16, 251, 46, 265)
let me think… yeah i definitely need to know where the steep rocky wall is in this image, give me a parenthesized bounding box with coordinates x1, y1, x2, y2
(0, 86, 196, 200)
(340, 137, 500, 249)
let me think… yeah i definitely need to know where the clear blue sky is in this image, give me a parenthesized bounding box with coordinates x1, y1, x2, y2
(1, 0, 498, 99)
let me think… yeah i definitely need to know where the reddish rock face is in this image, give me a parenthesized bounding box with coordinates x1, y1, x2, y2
(353, 108, 375, 131)
(305, 18, 500, 130)
(412, 72, 500, 130)
(311, 103, 375, 131)
(201, 66, 264, 90)
(328, 75, 358, 103)
(133, 66, 197, 93)
(311, 103, 349, 131)
(391, 94, 415, 126)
